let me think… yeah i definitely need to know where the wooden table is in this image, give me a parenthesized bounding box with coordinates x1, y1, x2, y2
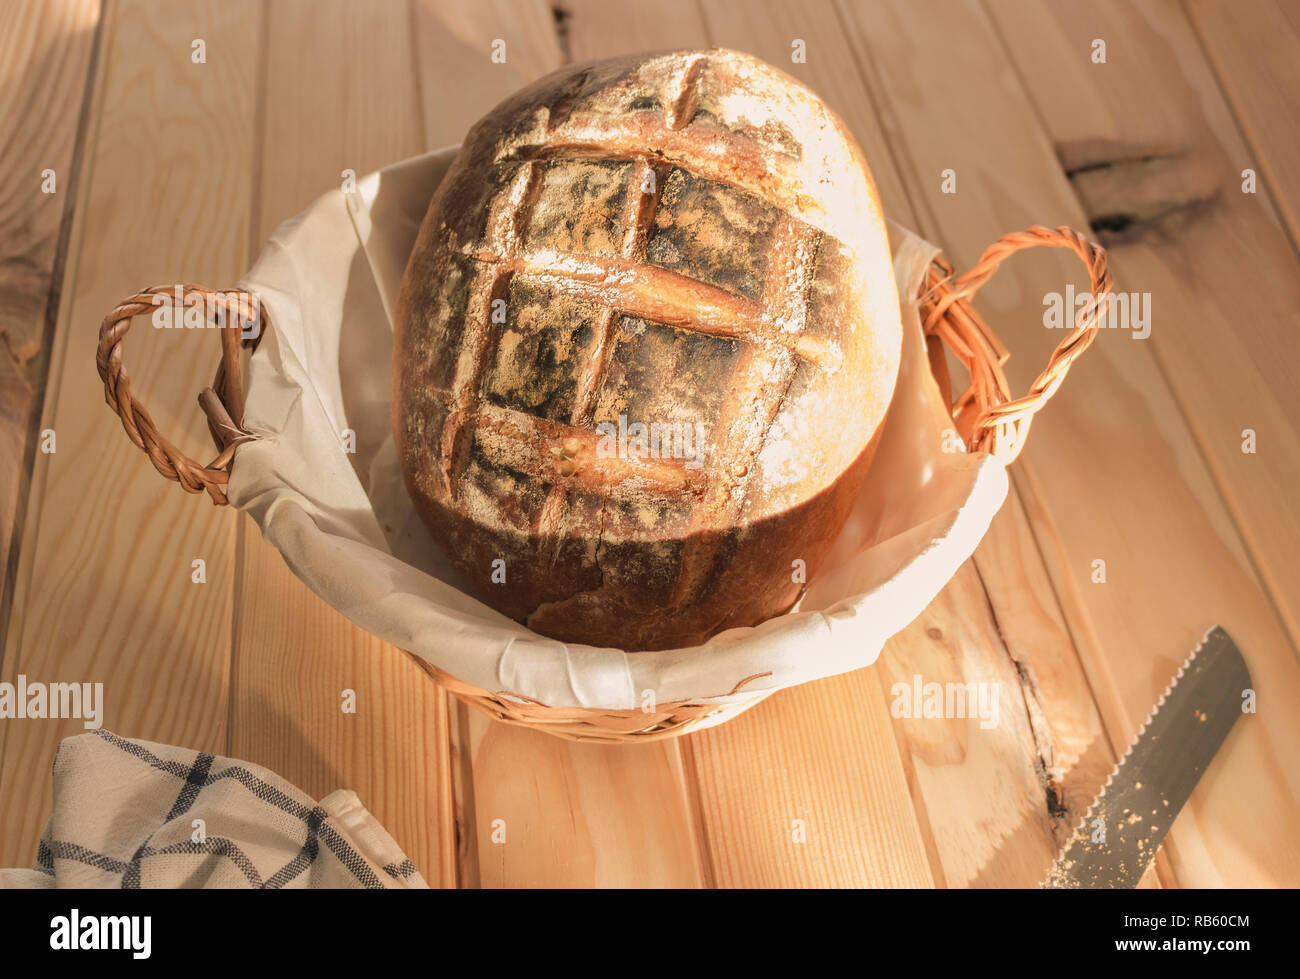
(2, 0, 1297, 888)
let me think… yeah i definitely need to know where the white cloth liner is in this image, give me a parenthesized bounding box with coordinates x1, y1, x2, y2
(226, 148, 1008, 711)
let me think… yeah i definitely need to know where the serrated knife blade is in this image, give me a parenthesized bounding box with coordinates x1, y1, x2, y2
(1042, 625, 1251, 888)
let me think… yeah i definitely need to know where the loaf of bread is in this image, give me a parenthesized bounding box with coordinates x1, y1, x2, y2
(394, 49, 902, 651)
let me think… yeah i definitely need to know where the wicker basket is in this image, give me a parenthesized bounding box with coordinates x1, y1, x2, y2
(96, 225, 1110, 743)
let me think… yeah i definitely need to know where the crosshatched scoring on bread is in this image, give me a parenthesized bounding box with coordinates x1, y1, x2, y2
(394, 49, 903, 651)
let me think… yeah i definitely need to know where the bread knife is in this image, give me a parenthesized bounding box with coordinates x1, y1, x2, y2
(1041, 625, 1251, 888)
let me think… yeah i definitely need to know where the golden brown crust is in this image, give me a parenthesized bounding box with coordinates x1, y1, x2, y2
(394, 49, 902, 651)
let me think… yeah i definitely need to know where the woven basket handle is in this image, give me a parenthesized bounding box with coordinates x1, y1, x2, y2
(919, 225, 1112, 464)
(97, 227, 1105, 502)
(96, 285, 264, 505)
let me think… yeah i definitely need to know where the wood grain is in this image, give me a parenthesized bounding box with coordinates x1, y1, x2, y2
(558, 0, 709, 63)
(226, 0, 454, 887)
(969, 481, 1118, 841)
(684, 671, 933, 888)
(840, 0, 1300, 886)
(460, 709, 706, 887)
(982, 0, 1300, 884)
(1186, 0, 1300, 251)
(0, 0, 100, 657)
(987, 0, 1300, 661)
(0, 0, 257, 866)
(414, 0, 565, 145)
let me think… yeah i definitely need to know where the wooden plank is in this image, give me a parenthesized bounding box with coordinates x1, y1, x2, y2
(411, 0, 704, 888)
(982, 0, 1300, 885)
(696, 0, 1116, 889)
(873, 569, 1070, 886)
(460, 712, 706, 887)
(968, 482, 1119, 837)
(1186, 0, 1300, 250)
(685, 672, 933, 888)
(414, 0, 566, 144)
(986, 0, 1300, 664)
(227, 0, 454, 887)
(229, 552, 455, 885)
(251, 0, 424, 241)
(840, 0, 1300, 886)
(558, 0, 709, 62)
(0, 0, 257, 866)
(0, 0, 100, 660)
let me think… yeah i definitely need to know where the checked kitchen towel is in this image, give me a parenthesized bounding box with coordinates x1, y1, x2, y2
(0, 729, 427, 889)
